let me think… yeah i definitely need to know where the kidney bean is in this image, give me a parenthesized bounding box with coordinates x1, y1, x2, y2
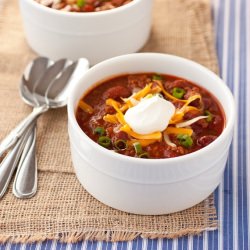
(191, 124, 203, 135)
(103, 85, 132, 100)
(83, 4, 95, 12)
(203, 97, 212, 110)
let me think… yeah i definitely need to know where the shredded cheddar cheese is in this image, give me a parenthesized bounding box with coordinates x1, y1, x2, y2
(133, 83, 152, 100)
(103, 114, 118, 124)
(106, 98, 121, 111)
(78, 100, 94, 114)
(120, 124, 162, 140)
(165, 127, 193, 136)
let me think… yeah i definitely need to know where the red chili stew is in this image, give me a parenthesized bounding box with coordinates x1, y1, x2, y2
(76, 73, 225, 159)
(35, 0, 132, 12)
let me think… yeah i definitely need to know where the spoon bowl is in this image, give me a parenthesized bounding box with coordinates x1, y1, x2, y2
(20, 57, 53, 107)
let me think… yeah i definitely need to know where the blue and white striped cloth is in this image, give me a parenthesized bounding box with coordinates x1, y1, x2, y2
(1, 0, 249, 249)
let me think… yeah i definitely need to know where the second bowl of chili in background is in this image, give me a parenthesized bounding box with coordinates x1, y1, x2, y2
(19, 0, 153, 65)
(68, 53, 235, 215)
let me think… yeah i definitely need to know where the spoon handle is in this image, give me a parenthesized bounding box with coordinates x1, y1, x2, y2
(0, 105, 48, 157)
(13, 124, 37, 199)
(0, 125, 33, 199)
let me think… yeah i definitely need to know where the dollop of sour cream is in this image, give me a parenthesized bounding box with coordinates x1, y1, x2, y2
(124, 95, 176, 134)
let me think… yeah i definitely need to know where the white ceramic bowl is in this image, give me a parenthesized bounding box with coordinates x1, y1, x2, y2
(67, 53, 235, 215)
(19, 0, 153, 65)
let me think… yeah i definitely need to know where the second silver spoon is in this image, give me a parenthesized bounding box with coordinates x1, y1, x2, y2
(13, 57, 89, 198)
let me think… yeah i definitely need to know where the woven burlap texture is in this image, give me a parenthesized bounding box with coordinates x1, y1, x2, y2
(0, 0, 218, 243)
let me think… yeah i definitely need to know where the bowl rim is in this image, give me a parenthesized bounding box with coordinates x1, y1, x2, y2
(23, 0, 140, 17)
(68, 53, 235, 166)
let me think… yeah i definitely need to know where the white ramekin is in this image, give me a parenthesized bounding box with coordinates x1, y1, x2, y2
(19, 0, 153, 65)
(67, 53, 235, 215)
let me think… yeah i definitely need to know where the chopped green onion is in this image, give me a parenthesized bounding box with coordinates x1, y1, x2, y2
(177, 134, 193, 148)
(98, 136, 111, 148)
(94, 127, 106, 136)
(139, 152, 149, 158)
(133, 142, 149, 158)
(204, 110, 213, 122)
(114, 140, 127, 150)
(77, 0, 85, 7)
(133, 142, 143, 155)
(152, 74, 162, 81)
(172, 87, 186, 99)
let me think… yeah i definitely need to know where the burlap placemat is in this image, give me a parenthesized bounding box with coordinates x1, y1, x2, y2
(0, 0, 218, 243)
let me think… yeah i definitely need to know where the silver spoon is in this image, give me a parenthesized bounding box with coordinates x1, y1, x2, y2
(12, 57, 53, 199)
(13, 124, 37, 198)
(0, 57, 52, 199)
(0, 57, 89, 198)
